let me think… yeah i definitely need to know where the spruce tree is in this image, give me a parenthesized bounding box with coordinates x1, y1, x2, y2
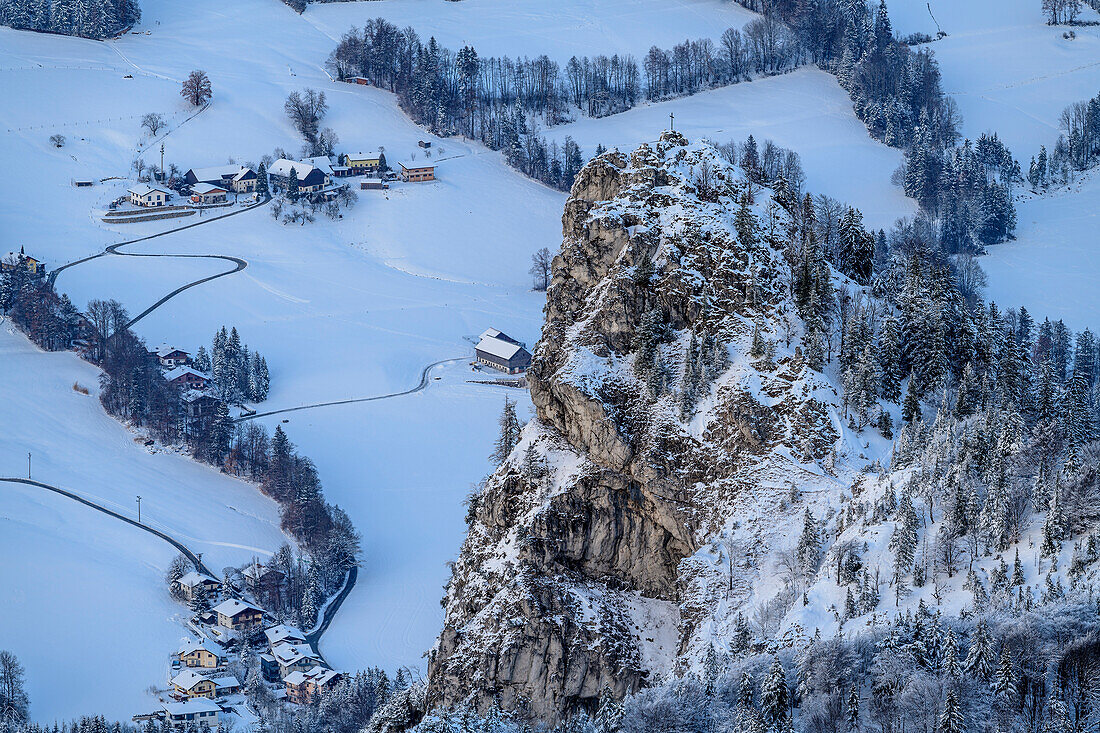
(965, 619, 995, 679)
(489, 397, 521, 466)
(760, 657, 789, 727)
(937, 689, 965, 733)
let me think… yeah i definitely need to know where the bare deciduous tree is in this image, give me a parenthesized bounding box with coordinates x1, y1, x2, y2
(181, 70, 212, 107)
(529, 247, 553, 290)
(49, 134, 65, 148)
(141, 112, 166, 137)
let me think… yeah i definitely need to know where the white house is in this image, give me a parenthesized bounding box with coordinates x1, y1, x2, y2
(128, 184, 171, 207)
(161, 699, 221, 728)
(265, 624, 306, 648)
(190, 182, 228, 205)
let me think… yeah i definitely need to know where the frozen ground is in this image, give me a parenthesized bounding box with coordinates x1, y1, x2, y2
(982, 171, 1100, 330)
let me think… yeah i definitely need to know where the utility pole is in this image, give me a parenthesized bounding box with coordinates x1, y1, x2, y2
(670, 112, 675, 131)
(160, 143, 165, 183)
(136, 495, 142, 524)
(27, 452, 31, 479)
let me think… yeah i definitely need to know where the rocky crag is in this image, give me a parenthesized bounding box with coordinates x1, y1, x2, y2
(427, 132, 855, 723)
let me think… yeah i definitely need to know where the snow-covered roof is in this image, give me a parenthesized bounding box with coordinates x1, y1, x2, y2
(164, 366, 208, 382)
(304, 666, 340, 685)
(265, 624, 305, 645)
(171, 669, 209, 691)
(213, 598, 262, 617)
(191, 182, 227, 195)
(345, 151, 382, 161)
(302, 156, 334, 175)
(128, 183, 170, 197)
(176, 570, 219, 588)
(189, 165, 250, 183)
(152, 344, 188, 358)
(476, 333, 526, 361)
(399, 160, 434, 170)
(178, 637, 224, 658)
(162, 699, 221, 716)
(283, 670, 309, 686)
(478, 328, 503, 341)
(243, 563, 282, 580)
(210, 674, 240, 689)
(181, 389, 217, 403)
(269, 159, 316, 179)
(272, 642, 318, 666)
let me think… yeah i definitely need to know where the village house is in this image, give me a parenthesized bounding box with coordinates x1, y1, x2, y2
(182, 391, 222, 438)
(173, 570, 221, 601)
(190, 182, 228, 205)
(271, 641, 321, 677)
(165, 366, 211, 391)
(475, 329, 532, 374)
(1, 247, 46, 277)
(128, 183, 171, 207)
(243, 562, 285, 596)
(285, 666, 342, 704)
(177, 638, 224, 669)
(268, 159, 329, 193)
(360, 177, 387, 190)
(340, 151, 386, 175)
(265, 624, 306, 648)
(171, 669, 217, 699)
(159, 699, 221, 728)
(184, 165, 258, 194)
(302, 155, 350, 178)
(258, 653, 280, 682)
(209, 674, 241, 697)
(398, 161, 435, 182)
(150, 344, 191, 368)
(212, 598, 264, 631)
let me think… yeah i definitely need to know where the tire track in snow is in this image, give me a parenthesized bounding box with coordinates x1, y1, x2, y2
(233, 357, 467, 423)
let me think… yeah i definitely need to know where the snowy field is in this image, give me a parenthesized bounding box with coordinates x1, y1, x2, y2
(303, 0, 758, 64)
(0, 325, 289, 720)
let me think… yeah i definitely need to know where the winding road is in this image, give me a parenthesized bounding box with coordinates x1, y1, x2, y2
(235, 357, 466, 423)
(29, 191, 473, 661)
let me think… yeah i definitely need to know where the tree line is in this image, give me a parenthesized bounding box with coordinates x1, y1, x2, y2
(1027, 88, 1100, 187)
(0, 0, 140, 40)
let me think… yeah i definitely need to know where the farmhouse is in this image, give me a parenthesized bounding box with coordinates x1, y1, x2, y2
(173, 570, 221, 601)
(184, 165, 258, 193)
(150, 344, 190, 368)
(160, 699, 221, 728)
(475, 329, 531, 374)
(302, 156, 350, 178)
(2, 248, 46, 277)
(268, 159, 329, 193)
(164, 366, 210, 391)
(212, 598, 264, 631)
(182, 391, 222, 437)
(190, 183, 228, 205)
(341, 151, 386, 175)
(177, 637, 224, 669)
(128, 183, 171, 207)
(209, 675, 241, 696)
(272, 641, 322, 677)
(398, 161, 434, 182)
(243, 562, 285, 595)
(285, 666, 342, 704)
(171, 669, 216, 699)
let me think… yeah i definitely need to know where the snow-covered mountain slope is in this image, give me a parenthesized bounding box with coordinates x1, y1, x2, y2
(427, 133, 877, 722)
(0, 326, 288, 719)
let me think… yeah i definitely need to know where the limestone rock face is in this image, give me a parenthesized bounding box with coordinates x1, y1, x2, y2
(427, 133, 843, 724)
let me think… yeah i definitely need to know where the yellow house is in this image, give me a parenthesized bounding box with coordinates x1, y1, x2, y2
(341, 151, 386, 175)
(171, 669, 216, 699)
(178, 638, 224, 669)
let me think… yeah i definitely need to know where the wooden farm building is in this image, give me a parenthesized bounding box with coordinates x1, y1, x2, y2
(475, 329, 531, 374)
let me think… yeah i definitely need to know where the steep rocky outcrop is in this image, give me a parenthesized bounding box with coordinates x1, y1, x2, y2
(426, 133, 847, 723)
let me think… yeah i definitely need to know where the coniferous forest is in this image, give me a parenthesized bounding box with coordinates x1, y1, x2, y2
(0, 0, 139, 40)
